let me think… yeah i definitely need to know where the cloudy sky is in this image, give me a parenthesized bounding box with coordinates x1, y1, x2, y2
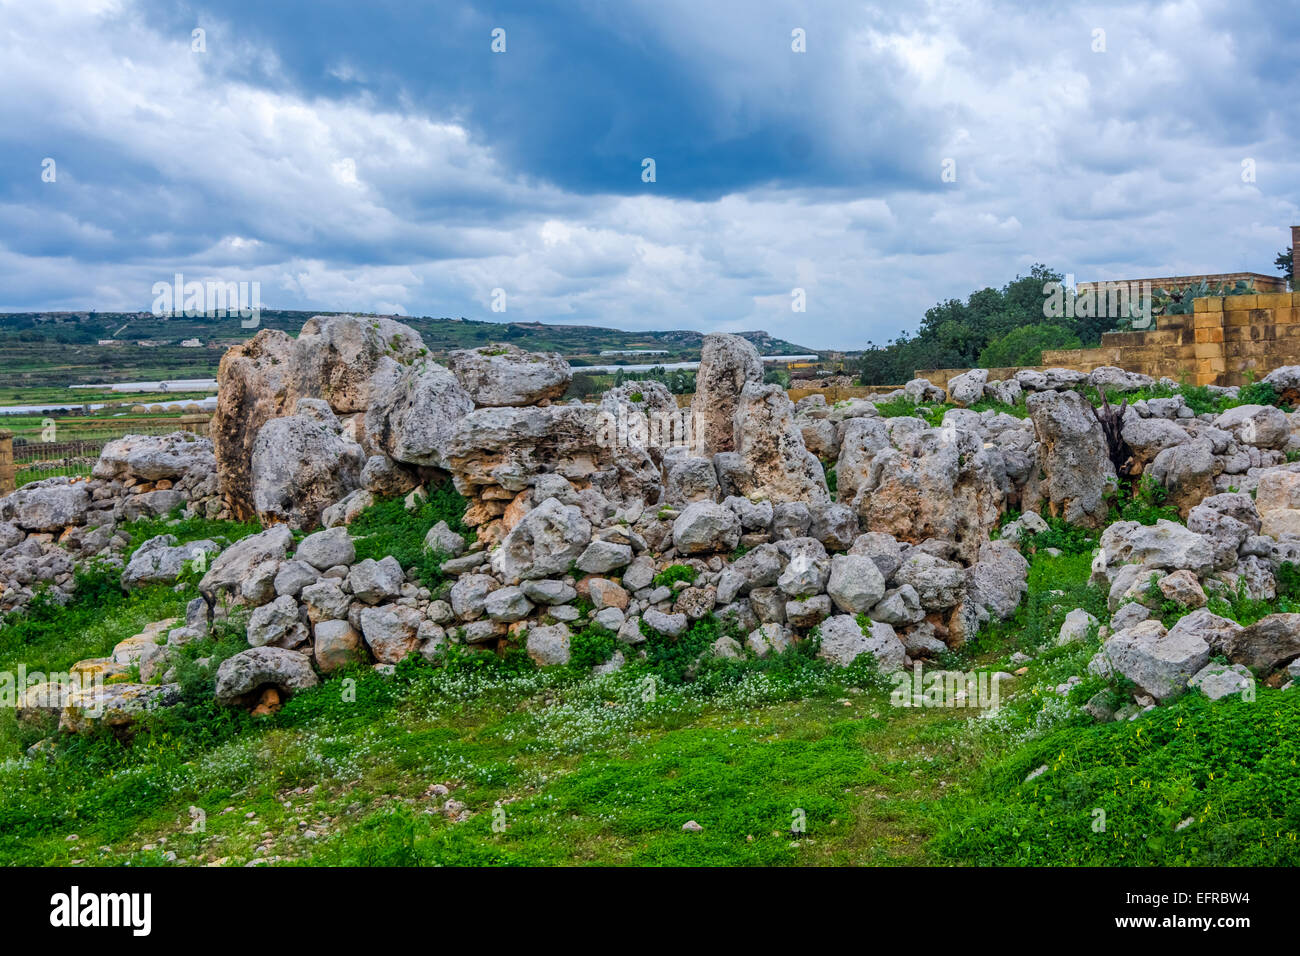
(1, 0, 1296, 349)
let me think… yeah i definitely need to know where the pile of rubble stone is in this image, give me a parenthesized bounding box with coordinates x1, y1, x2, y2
(10, 309, 1300, 736)
(0, 431, 222, 614)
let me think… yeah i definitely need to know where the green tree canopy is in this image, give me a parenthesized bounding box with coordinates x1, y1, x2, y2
(977, 323, 1081, 369)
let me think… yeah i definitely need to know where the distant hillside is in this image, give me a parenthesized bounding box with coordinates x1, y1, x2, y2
(0, 310, 815, 389)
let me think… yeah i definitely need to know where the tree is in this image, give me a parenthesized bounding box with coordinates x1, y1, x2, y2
(1277, 247, 1294, 289)
(856, 264, 1074, 385)
(977, 323, 1081, 369)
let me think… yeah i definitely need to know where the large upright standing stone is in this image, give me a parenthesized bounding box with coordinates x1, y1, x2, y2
(213, 315, 427, 520)
(1026, 390, 1115, 528)
(212, 329, 301, 521)
(251, 406, 366, 530)
(690, 333, 762, 456)
(731, 384, 831, 505)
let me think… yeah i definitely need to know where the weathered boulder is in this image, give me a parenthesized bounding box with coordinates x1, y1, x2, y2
(730, 542, 783, 590)
(450, 573, 500, 620)
(365, 357, 475, 468)
(215, 647, 319, 707)
(643, 608, 688, 637)
(301, 578, 352, 623)
(424, 521, 466, 557)
(348, 556, 405, 605)
(1254, 464, 1300, 538)
(520, 578, 578, 605)
(448, 343, 571, 407)
(730, 384, 830, 505)
(894, 552, 965, 610)
(1147, 440, 1218, 518)
(3, 480, 90, 532)
(966, 540, 1029, 620)
(785, 594, 832, 629)
(1213, 404, 1290, 450)
(1166, 608, 1242, 655)
(1026, 390, 1115, 527)
(296, 526, 356, 571)
(845, 422, 1003, 565)
(1188, 662, 1255, 700)
(358, 454, 418, 496)
(1098, 520, 1219, 576)
(313, 620, 366, 673)
(598, 381, 686, 460)
(815, 614, 905, 671)
(247, 594, 310, 648)
(777, 542, 830, 598)
(746, 622, 793, 657)
(576, 539, 633, 574)
(870, 584, 925, 625)
(212, 316, 426, 519)
(826, 554, 887, 614)
(200, 525, 293, 599)
(809, 502, 857, 551)
(1121, 417, 1192, 466)
(1090, 366, 1153, 392)
(59, 682, 182, 735)
(947, 368, 988, 406)
(849, 531, 906, 581)
(447, 404, 662, 513)
(359, 603, 423, 663)
(1090, 619, 1209, 702)
(485, 585, 534, 622)
(526, 623, 572, 666)
(689, 333, 762, 456)
(1224, 613, 1300, 673)
(94, 432, 215, 482)
(665, 457, 720, 503)
(1158, 569, 1207, 608)
(1057, 608, 1098, 645)
(211, 329, 302, 521)
(672, 501, 741, 554)
(121, 535, 219, 590)
(274, 559, 319, 601)
(251, 408, 365, 530)
(294, 314, 427, 414)
(495, 497, 592, 581)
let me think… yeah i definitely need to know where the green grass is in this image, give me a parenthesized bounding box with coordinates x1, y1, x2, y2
(347, 485, 471, 589)
(3, 492, 1299, 867)
(651, 563, 698, 589)
(117, 509, 263, 561)
(16, 463, 94, 487)
(932, 691, 1300, 865)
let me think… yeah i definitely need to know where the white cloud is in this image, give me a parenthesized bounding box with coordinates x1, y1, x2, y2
(0, 0, 1296, 353)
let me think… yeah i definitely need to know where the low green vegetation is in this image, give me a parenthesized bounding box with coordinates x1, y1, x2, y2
(651, 564, 698, 589)
(2, 482, 1298, 867)
(349, 486, 471, 588)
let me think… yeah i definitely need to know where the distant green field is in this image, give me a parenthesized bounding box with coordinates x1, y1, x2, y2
(0, 311, 813, 389)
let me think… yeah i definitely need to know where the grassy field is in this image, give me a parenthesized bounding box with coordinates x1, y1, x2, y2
(1, 500, 1296, 867)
